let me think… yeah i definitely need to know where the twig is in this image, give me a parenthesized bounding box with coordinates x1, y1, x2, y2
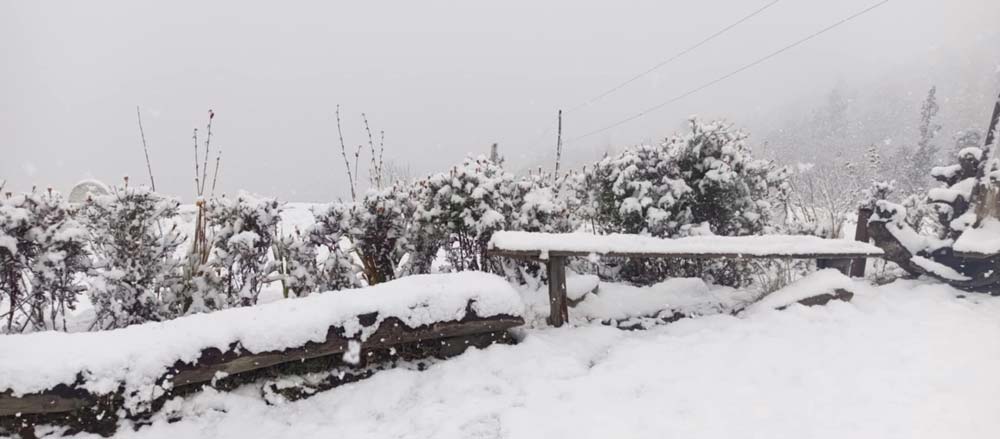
(354, 144, 363, 190)
(336, 105, 357, 201)
(201, 110, 215, 195)
(135, 106, 156, 191)
(362, 113, 380, 188)
(193, 128, 201, 196)
(378, 130, 385, 184)
(210, 150, 222, 197)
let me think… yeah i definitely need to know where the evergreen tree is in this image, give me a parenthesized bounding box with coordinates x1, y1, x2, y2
(901, 86, 942, 194)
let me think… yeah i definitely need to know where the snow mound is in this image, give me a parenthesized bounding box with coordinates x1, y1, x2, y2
(573, 278, 744, 322)
(0, 272, 523, 398)
(746, 269, 862, 313)
(566, 273, 600, 301)
(99, 281, 1000, 439)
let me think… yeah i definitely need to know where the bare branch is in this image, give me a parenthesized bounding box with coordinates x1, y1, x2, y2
(210, 150, 222, 197)
(201, 110, 215, 195)
(362, 113, 380, 189)
(336, 105, 357, 201)
(193, 128, 201, 196)
(135, 106, 156, 191)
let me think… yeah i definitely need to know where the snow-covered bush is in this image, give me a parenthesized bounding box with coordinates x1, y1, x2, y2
(410, 156, 517, 273)
(274, 227, 359, 297)
(579, 118, 789, 285)
(0, 190, 90, 332)
(509, 172, 577, 235)
(309, 185, 411, 285)
(197, 194, 283, 309)
(82, 187, 184, 329)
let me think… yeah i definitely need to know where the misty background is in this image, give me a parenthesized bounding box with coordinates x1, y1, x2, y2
(2, 0, 999, 202)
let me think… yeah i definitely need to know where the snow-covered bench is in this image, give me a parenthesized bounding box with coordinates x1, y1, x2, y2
(488, 231, 883, 326)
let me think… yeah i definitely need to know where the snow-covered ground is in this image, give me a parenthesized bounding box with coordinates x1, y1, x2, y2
(53, 276, 1000, 439)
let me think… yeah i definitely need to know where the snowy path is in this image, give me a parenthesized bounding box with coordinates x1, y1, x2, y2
(70, 280, 1000, 439)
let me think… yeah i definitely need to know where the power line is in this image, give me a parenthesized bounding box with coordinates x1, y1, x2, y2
(565, 0, 781, 113)
(565, 0, 890, 145)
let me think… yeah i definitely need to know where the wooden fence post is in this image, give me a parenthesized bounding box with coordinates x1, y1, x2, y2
(850, 207, 873, 278)
(546, 256, 569, 327)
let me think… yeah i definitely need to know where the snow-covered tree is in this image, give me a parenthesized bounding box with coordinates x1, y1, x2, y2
(0, 190, 90, 332)
(899, 86, 942, 194)
(82, 187, 184, 329)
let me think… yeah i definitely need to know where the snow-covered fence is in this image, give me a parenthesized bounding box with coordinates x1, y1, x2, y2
(488, 231, 883, 326)
(0, 272, 524, 423)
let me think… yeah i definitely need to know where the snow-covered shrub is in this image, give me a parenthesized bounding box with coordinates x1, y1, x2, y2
(0, 190, 90, 332)
(197, 194, 283, 309)
(579, 118, 788, 285)
(82, 187, 184, 329)
(309, 185, 411, 285)
(274, 227, 359, 297)
(410, 156, 517, 273)
(509, 172, 577, 235)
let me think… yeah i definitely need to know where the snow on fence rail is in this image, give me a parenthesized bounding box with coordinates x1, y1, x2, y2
(488, 231, 885, 259)
(0, 272, 524, 418)
(488, 231, 883, 327)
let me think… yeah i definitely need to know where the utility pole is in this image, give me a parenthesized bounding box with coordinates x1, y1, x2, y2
(554, 110, 563, 179)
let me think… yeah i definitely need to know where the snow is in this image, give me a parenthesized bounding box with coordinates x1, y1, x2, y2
(72, 279, 1000, 439)
(489, 231, 883, 257)
(930, 164, 961, 180)
(0, 272, 523, 402)
(959, 146, 984, 161)
(565, 273, 599, 302)
(572, 277, 744, 322)
(911, 255, 972, 281)
(746, 269, 860, 313)
(953, 218, 1000, 256)
(928, 177, 976, 203)
(0, 235, 16, 255)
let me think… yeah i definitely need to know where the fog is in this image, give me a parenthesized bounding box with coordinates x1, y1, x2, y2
(3, 0, 999, 201)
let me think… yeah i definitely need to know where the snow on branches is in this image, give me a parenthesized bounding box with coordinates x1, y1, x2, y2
(0, 190, 90, 332)
(82, 186, 184, 330)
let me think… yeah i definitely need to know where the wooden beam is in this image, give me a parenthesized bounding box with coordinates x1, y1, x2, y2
(546, 256, 568, 327)
(850, 207, 873, 278)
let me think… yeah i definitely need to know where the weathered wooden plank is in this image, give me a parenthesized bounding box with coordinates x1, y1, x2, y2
(849, 207, 873, 277)
(0, 315, 524, 417)
(546, 256, 568, 327)
(170, 316, 523, 386)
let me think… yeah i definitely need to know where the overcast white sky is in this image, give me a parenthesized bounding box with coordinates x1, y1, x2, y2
(3, 0, 999, 201)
